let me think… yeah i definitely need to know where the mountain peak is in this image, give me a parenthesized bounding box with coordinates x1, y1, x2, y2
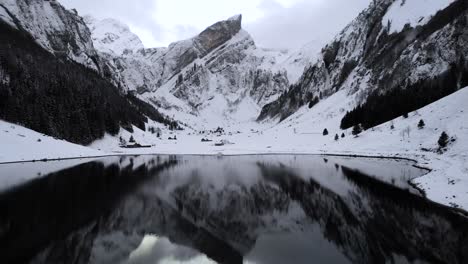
(84, 15, 145, 55)
(228, 14, 242, 23)
(194, 14, 243, 57)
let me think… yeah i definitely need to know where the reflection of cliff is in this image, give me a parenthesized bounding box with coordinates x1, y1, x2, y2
(1, 156, 467, 264)
(339, 166, 468, 264)
(154, 160, 468, 263)
(94, 189, 243, 264)
(257, 163, 468, 263)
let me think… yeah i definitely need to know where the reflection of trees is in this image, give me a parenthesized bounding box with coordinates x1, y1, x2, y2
(0, 157, 179, 264)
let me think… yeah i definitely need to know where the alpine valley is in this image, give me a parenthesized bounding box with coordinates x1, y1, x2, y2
(0, 0, 468, 215)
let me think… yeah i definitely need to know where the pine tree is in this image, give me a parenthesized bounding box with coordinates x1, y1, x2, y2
(323, 128, 329, 136)
(352, 124, 362, 136)
(403, 113, 409, 119)
(341, 133, 345, 138)
(129, 135, 135, 143)
(438, 132, 449, 148)
(335, 134, 339, 141)
(418, 119, 425, 129)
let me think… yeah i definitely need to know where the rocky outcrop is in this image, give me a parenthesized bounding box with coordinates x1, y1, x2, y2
(194, 14, 242, 57)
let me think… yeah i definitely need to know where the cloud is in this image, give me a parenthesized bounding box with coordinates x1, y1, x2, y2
(59, 0, 371, 50)
(126, 236, 203, 264)
(245, 0, 371, 50)
(59, 0, 164, 46)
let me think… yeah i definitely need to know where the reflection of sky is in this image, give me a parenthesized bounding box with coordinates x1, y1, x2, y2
(125, 228, 351, 264)
(126, 235, 215, 264)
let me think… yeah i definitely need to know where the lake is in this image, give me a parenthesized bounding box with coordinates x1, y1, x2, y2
(0, 155, 467, 264)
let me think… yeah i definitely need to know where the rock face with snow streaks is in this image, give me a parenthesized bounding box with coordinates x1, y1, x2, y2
(259, 0, 468, 121)
(0, 0, 99, 70)
(84, 14, 297, 127)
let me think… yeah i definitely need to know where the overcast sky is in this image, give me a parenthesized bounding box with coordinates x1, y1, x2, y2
(59, 0, 370, 50)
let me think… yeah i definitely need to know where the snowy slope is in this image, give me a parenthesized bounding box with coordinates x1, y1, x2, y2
(0, 120, 103, 163)
(279, 42, 321, 83)
(382, 0, 456, 33)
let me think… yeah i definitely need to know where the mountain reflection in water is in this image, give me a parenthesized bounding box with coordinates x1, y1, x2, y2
(0, 155, 467, 264)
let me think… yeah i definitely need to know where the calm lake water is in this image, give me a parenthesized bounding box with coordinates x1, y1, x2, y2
(0, 155, 467, 264)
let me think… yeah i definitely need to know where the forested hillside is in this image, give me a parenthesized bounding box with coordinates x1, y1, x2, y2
(340, 61, 468, 130)
(0, 21, 172, 145)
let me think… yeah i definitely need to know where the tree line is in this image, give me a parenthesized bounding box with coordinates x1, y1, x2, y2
(340, 61, 468, 130)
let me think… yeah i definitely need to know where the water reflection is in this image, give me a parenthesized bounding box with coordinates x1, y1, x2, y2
(0, 155, 467, 264)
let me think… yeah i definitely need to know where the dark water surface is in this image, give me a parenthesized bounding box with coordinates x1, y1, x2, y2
(0, 155, 467, 264)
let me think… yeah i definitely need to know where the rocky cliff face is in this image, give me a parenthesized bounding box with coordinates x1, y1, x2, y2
(194, 14, 242, 57)
(0, 0, 100, 70)
(259, 0, 468, 121)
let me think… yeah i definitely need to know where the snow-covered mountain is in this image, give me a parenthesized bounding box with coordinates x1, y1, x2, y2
(259, 0, 468, 121)
(1, 0, 466, 135)
(0, 0, 99, 70)
(0, 0, 305, 130)
(83, 16, 144, 56)
(85, 14, 306, 128)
